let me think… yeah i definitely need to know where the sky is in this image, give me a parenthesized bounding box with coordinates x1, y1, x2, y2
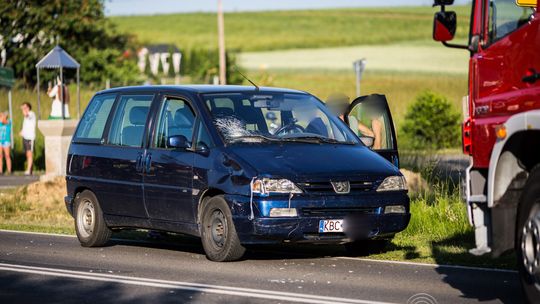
(105, 0, 470, 16)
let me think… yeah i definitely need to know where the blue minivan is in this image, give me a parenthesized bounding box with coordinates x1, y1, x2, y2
(65, 85, 410, 261)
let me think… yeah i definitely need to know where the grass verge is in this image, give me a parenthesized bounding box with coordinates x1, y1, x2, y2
(370, 182, 516, 269)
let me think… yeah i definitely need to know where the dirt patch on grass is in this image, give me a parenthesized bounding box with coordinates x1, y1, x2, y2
(20, 177, 67, 210)
(0, 177, 73, 233)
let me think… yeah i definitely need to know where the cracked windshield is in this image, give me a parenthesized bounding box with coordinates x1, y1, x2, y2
(204, 93, 358, 144)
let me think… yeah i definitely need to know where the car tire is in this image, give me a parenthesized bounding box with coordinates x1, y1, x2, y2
(200, 195, 246, 262)
(517, 165, 540, 303)
(74, 190, 111, 247)
(344, 239, 390, 256)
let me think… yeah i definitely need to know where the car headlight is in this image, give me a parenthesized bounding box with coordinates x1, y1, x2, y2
(251, 178, 302, 196)
(376, 176, 407, 192)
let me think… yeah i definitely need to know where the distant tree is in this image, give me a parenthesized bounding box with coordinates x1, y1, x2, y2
(0, 0, 139, 85)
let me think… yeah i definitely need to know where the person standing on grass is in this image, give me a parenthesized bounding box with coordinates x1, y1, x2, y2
(0, 111, 12, 175)
(20, 102, 36, 175)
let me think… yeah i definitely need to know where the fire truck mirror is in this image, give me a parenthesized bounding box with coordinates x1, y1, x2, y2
(433, 0, 454, 5)
(433, 11, 457, 42)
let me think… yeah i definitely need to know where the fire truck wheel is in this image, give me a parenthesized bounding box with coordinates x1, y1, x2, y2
(517, 165, 540, 302)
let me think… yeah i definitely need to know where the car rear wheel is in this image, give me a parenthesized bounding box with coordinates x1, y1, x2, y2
(517, 165, 540, 302)
(74, 190, 111, 247)
(200, 195, 245, 262)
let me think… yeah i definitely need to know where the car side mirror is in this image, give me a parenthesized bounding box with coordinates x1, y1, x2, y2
(433, 11, 457, 42)
(168, 135, 191, 149)
(359, 136, 374, 148)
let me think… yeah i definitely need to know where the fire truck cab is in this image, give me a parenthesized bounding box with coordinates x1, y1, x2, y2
(433, 0, 540, 300)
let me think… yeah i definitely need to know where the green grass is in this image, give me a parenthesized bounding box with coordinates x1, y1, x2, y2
(371, 182, 515, 269)
(111, 6, 471, 52)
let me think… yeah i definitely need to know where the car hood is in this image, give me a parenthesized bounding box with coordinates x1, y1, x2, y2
(228, 143, 399, 181)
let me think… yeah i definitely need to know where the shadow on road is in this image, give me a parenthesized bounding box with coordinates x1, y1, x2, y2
(0, 271, 202, 304)
(109, 229, 409, 261)
(431, 232, 523, 303)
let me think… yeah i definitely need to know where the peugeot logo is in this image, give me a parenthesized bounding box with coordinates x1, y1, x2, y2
(331, 181, 350, 194)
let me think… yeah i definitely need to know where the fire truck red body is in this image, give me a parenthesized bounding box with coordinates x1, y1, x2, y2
(433, 0, 540, 300)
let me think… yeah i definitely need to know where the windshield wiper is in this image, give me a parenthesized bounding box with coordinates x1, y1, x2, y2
(282, 135, 355, 145)
(228, 134, 279, 143)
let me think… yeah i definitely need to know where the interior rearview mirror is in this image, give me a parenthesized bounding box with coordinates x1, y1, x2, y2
(360, 136, 375, 148)
(433, 11, 457, 42)
(168, 135, 191, 149)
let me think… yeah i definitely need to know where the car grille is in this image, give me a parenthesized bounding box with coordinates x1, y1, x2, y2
(297, 181, 376, 194)
(301, 207, 381, 217)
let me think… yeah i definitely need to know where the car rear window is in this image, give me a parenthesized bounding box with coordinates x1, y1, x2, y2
(74, 93, 116, 142)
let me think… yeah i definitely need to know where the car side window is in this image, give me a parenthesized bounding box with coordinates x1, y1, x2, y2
(154, 98, 196, 149)
(74, 94, 116, 142)
(488, 0, 534, 43)
(107, 95, 154, 147)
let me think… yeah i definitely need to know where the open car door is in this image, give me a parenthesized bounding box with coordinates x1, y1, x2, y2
(344, 94, 399, 167)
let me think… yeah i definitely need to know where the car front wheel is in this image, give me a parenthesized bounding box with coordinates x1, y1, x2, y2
(74, 190, 111, 247)
(200, 195, 245, 262)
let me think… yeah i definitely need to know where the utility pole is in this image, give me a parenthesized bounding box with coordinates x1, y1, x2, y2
(217, 0, 226, 85)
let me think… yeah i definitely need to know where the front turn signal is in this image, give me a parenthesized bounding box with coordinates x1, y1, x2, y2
(495, 125, 507, 139)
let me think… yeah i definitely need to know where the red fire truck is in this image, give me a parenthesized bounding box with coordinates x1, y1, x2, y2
(432, 0, 540, 300)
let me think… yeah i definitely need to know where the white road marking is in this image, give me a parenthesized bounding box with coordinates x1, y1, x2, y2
(337, 257, 518, 274)
(0, 229, 518, 274)
(0, 229, 76, 238)
(0, 263, 395, 304)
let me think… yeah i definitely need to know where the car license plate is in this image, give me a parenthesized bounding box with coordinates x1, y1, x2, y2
(319, 219, 344, 233)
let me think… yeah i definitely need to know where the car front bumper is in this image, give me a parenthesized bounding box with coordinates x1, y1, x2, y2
(224, 192, 410, 245)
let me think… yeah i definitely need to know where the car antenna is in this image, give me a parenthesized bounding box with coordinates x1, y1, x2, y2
(234, 66, 259, 91)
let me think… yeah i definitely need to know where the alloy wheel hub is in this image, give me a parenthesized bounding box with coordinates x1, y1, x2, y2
(522, 213, 540, 275)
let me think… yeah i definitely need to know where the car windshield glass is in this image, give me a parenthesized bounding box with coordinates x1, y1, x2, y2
(203, 92, 359, 144)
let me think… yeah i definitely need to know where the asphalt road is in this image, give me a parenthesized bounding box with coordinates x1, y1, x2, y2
(0, 175, 40, 189)
(0, 230, 523, 304)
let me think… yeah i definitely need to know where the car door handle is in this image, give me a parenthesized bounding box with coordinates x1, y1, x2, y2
(135, 153, 143, 172)
(144, 153, 152, 173)
(523, 69, 540, 84)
